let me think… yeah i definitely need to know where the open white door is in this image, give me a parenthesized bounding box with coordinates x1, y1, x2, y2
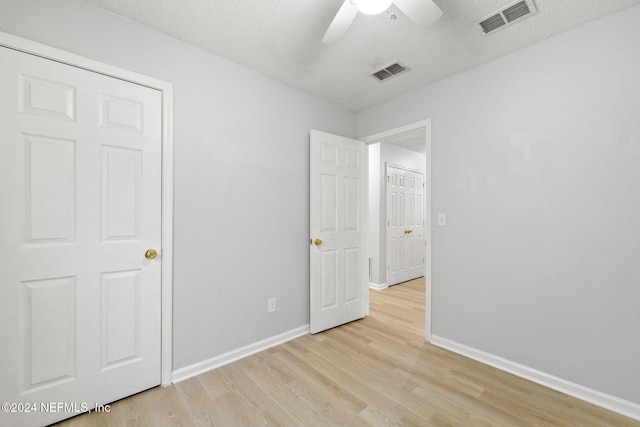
(309, 130, 367, 334)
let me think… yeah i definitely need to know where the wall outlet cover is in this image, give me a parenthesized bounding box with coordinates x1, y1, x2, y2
(268, 298, 277, 313)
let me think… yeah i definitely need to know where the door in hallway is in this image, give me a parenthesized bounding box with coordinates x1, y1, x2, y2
(387, 166, 425, 286)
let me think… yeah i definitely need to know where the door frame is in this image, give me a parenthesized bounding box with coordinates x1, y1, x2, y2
(385, 163, 426, 287)
(0, 31, 175, 386)
(361, 119, 433, 342)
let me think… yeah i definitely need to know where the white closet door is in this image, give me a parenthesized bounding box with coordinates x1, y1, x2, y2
(387, 166, 425, 285)
(0, 46, 162, 426)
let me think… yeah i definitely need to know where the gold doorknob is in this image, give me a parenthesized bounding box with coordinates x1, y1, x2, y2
(313, 238, 323, 246)
(145, 249, 158, 259)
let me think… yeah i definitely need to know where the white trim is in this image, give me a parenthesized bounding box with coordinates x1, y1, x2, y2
(431, 335, 640, 422)
(424, 119, 432, 342)
(0, 32, 170, 91)
(172, 325, 310, 383)
(160, 87, 175, 387)
(361, 120, 430, 144)
(361, 119, 432, 342)
(369, 282, 389, 291)
(0, 31, 175, 387)
(387, 162, 424, 175)
(365, 147, 371, 316)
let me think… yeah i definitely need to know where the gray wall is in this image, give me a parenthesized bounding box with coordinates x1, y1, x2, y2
(357, 5, 640, 405)
(0, 0, 355, 370)
(2, 0, 639, 409)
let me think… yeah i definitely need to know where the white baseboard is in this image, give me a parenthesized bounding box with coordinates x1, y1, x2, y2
(172, 324, 310, 383)
(430, 335, 640, 422)
(369, 282, 388, 290)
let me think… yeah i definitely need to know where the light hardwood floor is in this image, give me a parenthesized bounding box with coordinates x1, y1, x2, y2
(58, 277, 639, 426)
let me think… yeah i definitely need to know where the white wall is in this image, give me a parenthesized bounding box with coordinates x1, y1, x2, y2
(0, 0, 356, 371)
(368, 142, 426, 285)
(357, 4, 640, 406)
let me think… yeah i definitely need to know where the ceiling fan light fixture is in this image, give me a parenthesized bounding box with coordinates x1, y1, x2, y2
(356, 0, 393, 15)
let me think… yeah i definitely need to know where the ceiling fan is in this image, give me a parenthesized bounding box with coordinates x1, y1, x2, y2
(322, 0, 443, 44)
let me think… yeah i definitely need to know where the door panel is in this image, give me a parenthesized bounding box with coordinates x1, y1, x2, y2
(20, 74, 76, 121)
(321, 174, 337, 232)
(101, 146, 142, 240)
(387, 166, 425, 286)
(0, 46, 162, 427)
(310, 130, 367, 334)
(22, 277, 76, 391)
(24, 133, 76, 242)
(321, 250, 338, 309)
(100, 269, 142, 369)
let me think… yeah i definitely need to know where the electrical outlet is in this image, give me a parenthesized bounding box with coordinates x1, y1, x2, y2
(268, 298, 277, 313)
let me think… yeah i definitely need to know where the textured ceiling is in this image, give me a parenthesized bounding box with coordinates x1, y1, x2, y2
(83, 0, 640, 112)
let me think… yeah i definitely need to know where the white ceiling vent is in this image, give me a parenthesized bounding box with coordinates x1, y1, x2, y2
(478, 0, 537, 35)
(370, 62, 409, 82)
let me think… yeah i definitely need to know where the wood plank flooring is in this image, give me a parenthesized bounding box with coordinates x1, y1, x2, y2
(57, 277, 639, 426)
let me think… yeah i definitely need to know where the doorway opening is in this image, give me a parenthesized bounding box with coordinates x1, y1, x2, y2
(361, 119, 432, 341)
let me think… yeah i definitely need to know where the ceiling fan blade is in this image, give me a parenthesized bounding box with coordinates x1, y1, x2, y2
(322, 0, 359, 44)
(394, 0, 443, 27)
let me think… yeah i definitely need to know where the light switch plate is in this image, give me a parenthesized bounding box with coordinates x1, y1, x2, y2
(438, 213, 447, 227)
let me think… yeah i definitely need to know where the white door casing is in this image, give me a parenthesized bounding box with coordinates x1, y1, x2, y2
(360, 119, 431, 340)
(387, 166, 425, 285)
(0, 46, 163, 426)
(309, 130, 367, 334)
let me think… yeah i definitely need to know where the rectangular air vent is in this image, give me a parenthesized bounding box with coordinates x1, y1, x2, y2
(370, 62, 408, 82)
(478, 0, 537, 35)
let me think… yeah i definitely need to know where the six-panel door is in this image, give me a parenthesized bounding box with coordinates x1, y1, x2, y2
(0, 46, 162, 426)
(309, 130, 367, 334)
(387, 166, 425, 286)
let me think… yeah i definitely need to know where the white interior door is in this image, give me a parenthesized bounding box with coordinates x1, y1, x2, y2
(309, 130, 367, 334)
(387, 166, 425, 286)
(0, 46, 162, 426)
